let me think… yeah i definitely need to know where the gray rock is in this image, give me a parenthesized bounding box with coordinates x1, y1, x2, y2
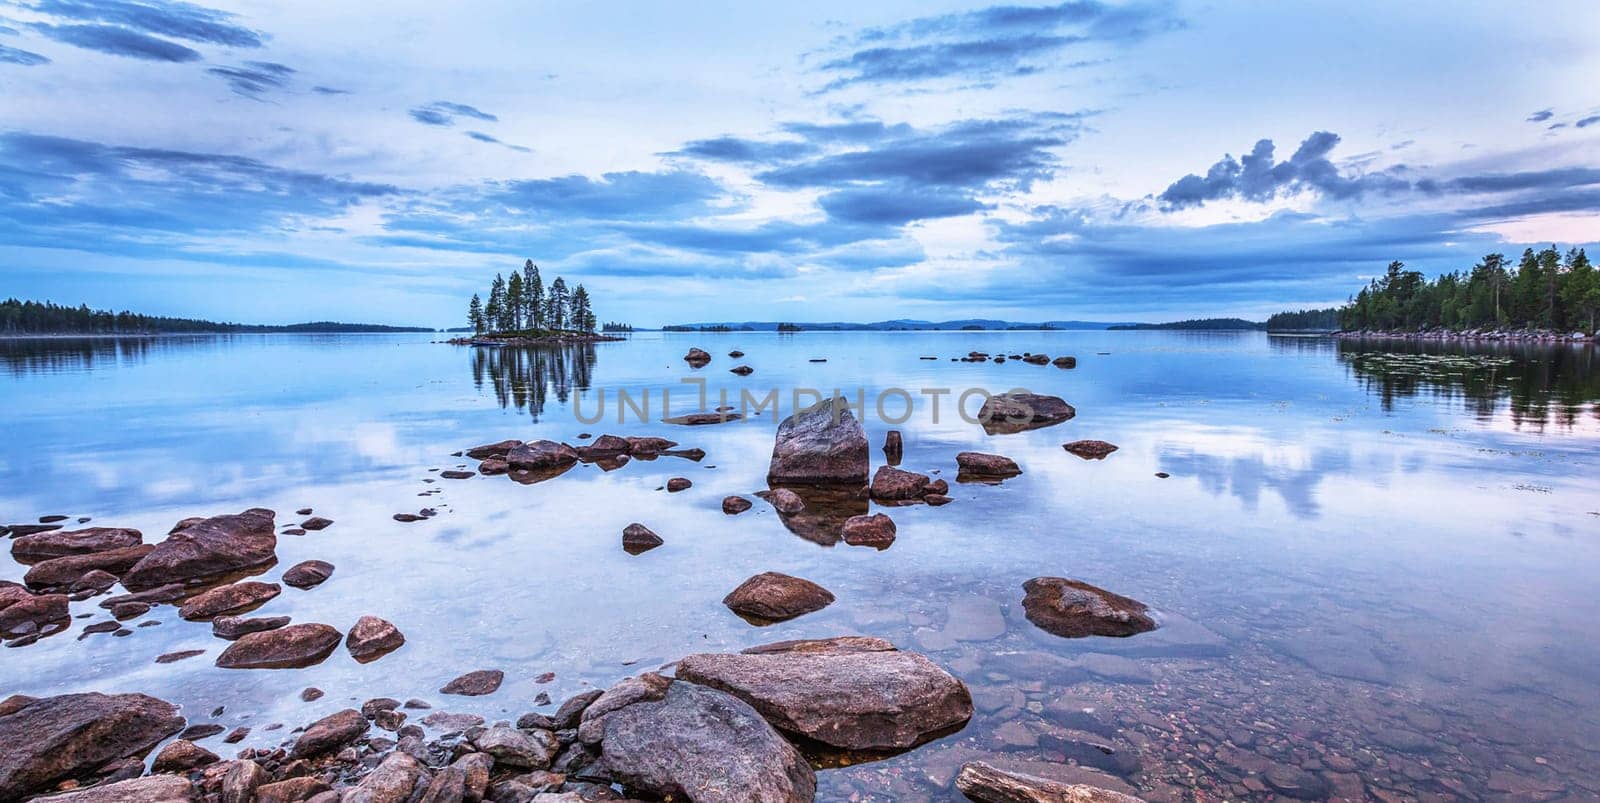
(473, 725, 559, 769)
(32, 774, 196, 802)
(0, 693, 185, 800)
(766, 396, 869, 486)
(955, 761, 1145, 802)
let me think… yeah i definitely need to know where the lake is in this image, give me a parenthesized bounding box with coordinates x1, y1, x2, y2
(3, 330, 1598, 801)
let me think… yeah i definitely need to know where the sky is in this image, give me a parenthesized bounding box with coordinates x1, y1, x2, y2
(2, 0, 1599, 327)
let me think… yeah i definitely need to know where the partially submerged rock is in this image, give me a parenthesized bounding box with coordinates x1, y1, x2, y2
(666, 477, 692, 492)
(300, 516, 334, 531)
(212, 614, 290, 641)
(723, 572, 834, 623)
(215, 623, 343, 669)
(1021, 578, 1157, 638)
(1063, 440, 1119, 460)
(676, 636, 973, 751)
(0, 692, 185, 800)
(178, 581, 281, 620)
(871, 465, 931, 501)
(883, 430, 903, 465)
(841, 513, 897, 549)
(622, 523, 664, 555)
(978, 392, 1076, 435)
(346, 615, 405, 663)
(955, 760, 1145, 803)
(0, 591, 69, 640)
(684, 347, 712, 366)
(1053, 356, 1077, 368)
(23, 545, 155, 590)
(663, 411, 742, 425)
(722, 495, 753, 515)
(121, 509, 278, 591)
(956, 452, 1022, 481)
(11, 527, 143, 563)
(766, 396, 869, 486)
(282, 560, 335, 589)
(585, 675, 815, 802)
(441, 669, 504, 696)
(506, 440, 580, 471)
(290, 709, 369, 758)
(32, 775, 197, 802)
(465, 439, 522, 460)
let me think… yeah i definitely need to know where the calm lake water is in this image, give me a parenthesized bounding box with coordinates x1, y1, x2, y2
(3, 331, 1598, 801)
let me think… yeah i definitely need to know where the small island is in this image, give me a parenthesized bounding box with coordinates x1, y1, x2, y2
(450, 260, 625, 345)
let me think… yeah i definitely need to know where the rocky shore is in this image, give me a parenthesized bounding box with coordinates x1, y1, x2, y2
(447, 332, 624, 347)
(1335, 327, 1595, 343)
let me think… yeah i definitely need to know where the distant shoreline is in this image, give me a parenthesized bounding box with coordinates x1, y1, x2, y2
(1336, 329, 1596, 343)
(0, 330, 437, 340)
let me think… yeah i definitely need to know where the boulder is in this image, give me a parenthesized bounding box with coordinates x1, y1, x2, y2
(841, 513, 897, 549)
(215, 623, 343, 669)
(956, 452, 1022, 481)
(441, 669, 504, 696)
(721, 496, 752, 515)
(473, 725, 559, 769)
(676, 636, 973, 751)
(11, 527, 143, 563)
(177, 581, 280, 620)
(121, 509, 278, 591)
(666, 477, 692, 492)
(587, 676, 815, 802)
(977, 393, 1076, 435)
(282, 560, 334, 589)
(684, 347, 712, 366)
(0, 693, 185, 800)
(762, 488, 805, 514)
(577, 434, 632, 459)
(1053, 356, 1077, 369)
(622, 523, 663, 555)
(663, 411, 742, 425)
(1022, 353, 1050, 365)
(506, 440, 580, 471)
(291, 709, 369, 758)
(342, 752, 424, 803)
(1063, 440, 1119, 460)
(219, 760, 266, 803)
(883, 430, 903, 465)
(465, 439, 523, 460)
(625, 436, 678, 454)
(870, 465, 931, 501)
(1021, 578, 1157, 638)
(151, 739, 219, 773)
(723, 572, 834, 623)
(253, 777, 331, 803)
(766, 396, 869, 486)
(730, 365, 754, 376)
(300, 516, 334, 531)
(955, 761, 1144, 803)
(212, 615, 289, 640)
(0, 592, 69, 640)
(31, 775, 197, 802)
(346, 615, 406, 663)
(23, 545, 155, 590)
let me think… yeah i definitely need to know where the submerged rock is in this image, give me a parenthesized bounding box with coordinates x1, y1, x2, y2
(465, 439, 523, 460)
(723, 572, 835, 623)
(11, 527, 143, 563)
(121, 509, 278, 591)
(955, 760, 1144, 803)
(215, 623, 343, 669)
(766, 396, 869, 486)
(282, 560, 335, 589)
(178, 581, 281, 620)
(841, 513, 896, 549)
(956, 452, 1022, 481)
(978, 392, 1076, 435)
(0, 692, 185, 800)
(622, 523, 664, 555)
(760, 484, 870, 546)
(663, 411, 742, 425)
(721, 495, 753, 515)
(676, 636, 973, 751)
(1021, 577, 1157, 638)
(346, 615, 406, 663)
(586, 675, 815, 802)
(440, 669, 504, 696)
(1063, 440, 1119, 460)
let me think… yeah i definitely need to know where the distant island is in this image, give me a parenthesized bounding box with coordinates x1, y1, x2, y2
(1339, 248, 1595, 334)
(0, 299, 431, 335)
(660, 319, 1138, 332)
(1109, 317, 1264, 331)
(456, 260, 623, 345)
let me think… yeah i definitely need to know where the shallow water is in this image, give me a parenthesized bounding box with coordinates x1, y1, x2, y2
(2, 331, 1598, 801)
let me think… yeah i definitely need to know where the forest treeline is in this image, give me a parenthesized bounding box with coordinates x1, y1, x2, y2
(1340, 247, 1597, 332)
(468, 260, 599, 334)
(0, 299, 430, 334)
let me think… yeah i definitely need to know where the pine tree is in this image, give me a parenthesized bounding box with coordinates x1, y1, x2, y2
(485, 274, 505, 334)
(524, 260, 544, 330)
(468, 294, 484, 334)
(507, 272, 524, 331)
(570, 285, 595, 333)
(547, 277, 568, 330)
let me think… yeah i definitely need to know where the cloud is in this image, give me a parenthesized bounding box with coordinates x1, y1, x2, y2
(30, 0, 263, 47)
(0, 43, 49, 65)
(32, 22, 200, 61)
(311, 85, 351, 95)
(817, 184, 990, 224)
(206, 61, 294, 98)
(1526, 109, 1554, 123)
(408, 101, 497, 126)
(464, 131, 530, 153)
(818, 0, 1181, 89)
(1578, 114, 1600, 129)
(668, 135, 816, 164)
(1158, 131, 1411, 209)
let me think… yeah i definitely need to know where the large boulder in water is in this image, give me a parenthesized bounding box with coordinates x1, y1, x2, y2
(722, 572, 834, 623)
(766, 396, 869, 486)
(0, 692, 185, 800)
(1021, 578, 1157, 638)
(583, 674, 815, 802)
(978, 392, 1076, 435)
(0, 590, 70, 640)
(506, 440, 580, 470)
(215, 623, 343, 669)
(675, 636, 973, 751)
(177, 581, 281, 621)
(120, 509, 278, 591)
(870, 465, 931, 501)
(23, 545, 154, 590)
(11, 527, 143, 563)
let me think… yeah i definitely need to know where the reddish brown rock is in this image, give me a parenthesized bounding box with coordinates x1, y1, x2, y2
(841, 513, 897, 549)
(11, 527, 143, 563)
(663, 411, 742, 425)
(723, 572, 834, 623)
(665, 477, 693, 492)
(766, 396, 869, 485)
(684, 347, 712, 366)
(1053, 355, 1078, 368)
(290, 709, 369, 759)
(956, 451, 1022, 481)
(477, 458, 509, 475)
(0, 591, 68, 640)
(505, 440, 580, 470)
(299, 516, 334, 531)
(625, 436, 678, 454)
(622, 523, 664, 555)
(121, 509, 278, 591)
(576, 434, 632, 459)
(178, 581, 281, 621)
(440, 669, 504, 696)
(152, 739, 219, 773)
(465, 439, 523, 460)
(977, 392, 1076, 435)
(282, 560, 334, 589)
(722, 495, 753, 515)
(956, 760, 1143, 802)
(32, 775, 197, 802)
(23, 545, 155, 590)
(730, 365, 754, 375)
(1063, 440, 1119, 460)
(1021, 577, 1157, 638)
(346, 615, 405, 663)
(255, 777, 331, 803)
(215, 623, 343, 669)
(883, 430, 903, 465)
(870, 465, 931, 501)
(762, 487, 805, 514)
(675, 636, 973, 751)
(439, 470, 475, 480)
(212, 615, 289, 640)
(0, 692, 185, 800)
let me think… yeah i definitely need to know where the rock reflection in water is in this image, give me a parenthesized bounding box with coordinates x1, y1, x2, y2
(469, 342, 596, 420)
(760, 484, 870, 546)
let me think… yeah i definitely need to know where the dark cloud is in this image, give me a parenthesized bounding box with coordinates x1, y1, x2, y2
(488, 171, 720, 219)
(819, 0, 1180, 89)
(31, 0, 264, 47)
(818, 184, 990, 224)
(32, 22, 200, 61)
(465, 131, 530, 153)
(1447, 167, 1600, 194)
(408, 100, 498, 127)
(668, 136, 816, 164)
(1577, 114, 1600, 129)
(311, 85, 351, 95)
(206, 61, 294, 98)
(0, 43, 50, 65)
(1159, 131, 1410, 209)
(1526, 109, 1554, 123)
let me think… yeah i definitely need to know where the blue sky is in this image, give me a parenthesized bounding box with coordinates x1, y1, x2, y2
(2, 0, 1598, 327)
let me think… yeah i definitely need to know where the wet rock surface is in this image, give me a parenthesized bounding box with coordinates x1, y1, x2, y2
(441, 669, 504, 696)
(956, 451, 1023, 481)
(1022, 578, 1158, 639)
(722, 572, 835, 623)
(956, 760, 1145, 802)
(721, 495, 752, 514)
(282, 559, 334, 589)
(24, 544, 155, 590)
(978, 392, 1077, 435)
(177, 581, 281, 620)
(346, 615, 405, 663)
(121, 509, 278, 590)
(841, 512, 897, 548)
(0, 692, 185, 800)
(1063, 440, 1119, 460)
(766, 396, 869, 485)
(621, 523, 663, 554)
(10, 527, 143, 563)
(212, 614, 289, 640)
(215, 623, 343, 669)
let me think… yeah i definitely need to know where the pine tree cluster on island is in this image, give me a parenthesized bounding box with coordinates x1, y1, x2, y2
(467, 260, 598, 335)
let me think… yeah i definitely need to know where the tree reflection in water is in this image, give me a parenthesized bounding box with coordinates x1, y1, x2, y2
(469, 343, 596, 420)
